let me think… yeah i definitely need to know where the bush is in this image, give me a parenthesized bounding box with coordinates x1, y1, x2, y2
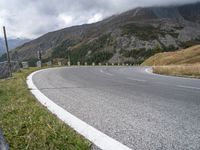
(87, 51, 113, 64)
(0, 53, 7, 62)
(27, 58, 38, 67)
(50, 33, 115, 65)
(52, 40, 77, 58)
(163, 45, 177, 52)
(181, 39, 200, 48)
(122, 45, 164, 64)
(121, 23, 179, 40)
(121, 24, 161, 40)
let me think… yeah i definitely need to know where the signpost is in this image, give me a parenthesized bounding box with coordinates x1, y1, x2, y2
(3, 26, 12, 77)
(37, 50, 42, 67)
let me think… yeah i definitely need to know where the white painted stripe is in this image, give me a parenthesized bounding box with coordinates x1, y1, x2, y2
(27, 69, 132, 150)
(145, 68, 153, 74)
(176, 85, 200, 90)
(127, 77, 146, 82)
(100, 69, 113, 76)
(105, 72, 113, 76)
(144, 67, 200, 81)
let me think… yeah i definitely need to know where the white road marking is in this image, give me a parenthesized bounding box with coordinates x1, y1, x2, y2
(100, 69, 113, 76)
(144, 67, 200, 81)
(127, 77, 146, 82)
(176, 85, 200, 90)
(27, 69, 132, 150)
(145, 68, 153, 74)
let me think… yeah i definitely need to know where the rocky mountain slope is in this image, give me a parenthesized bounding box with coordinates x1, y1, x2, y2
(5, 2, 200, 65)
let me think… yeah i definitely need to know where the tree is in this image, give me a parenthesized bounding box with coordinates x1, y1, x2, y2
(154, 44, 161, 54)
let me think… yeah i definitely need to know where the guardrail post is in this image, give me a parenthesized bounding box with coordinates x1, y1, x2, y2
(37, 61, 42, 68)
(58, 61, 62, 66)
(22, 62, 29, 69)
(67, 61, 71, 66)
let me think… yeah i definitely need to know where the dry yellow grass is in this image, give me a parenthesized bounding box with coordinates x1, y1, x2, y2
(153, 64, 200, 78)
(142, 45, 200, 78)
(142, 45, 200, 66)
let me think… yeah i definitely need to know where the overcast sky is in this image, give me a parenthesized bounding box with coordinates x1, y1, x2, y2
(0, 0, 199, 39)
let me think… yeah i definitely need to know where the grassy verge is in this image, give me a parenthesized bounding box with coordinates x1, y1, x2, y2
(142, 45, 200, 66)
(153, 64, 200, 79)
(0, 68, 91, 150)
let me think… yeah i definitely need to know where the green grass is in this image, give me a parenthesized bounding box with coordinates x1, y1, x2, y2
(0, 68, 91, 150)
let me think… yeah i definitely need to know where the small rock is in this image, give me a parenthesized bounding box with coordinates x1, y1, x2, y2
(0, 129, 9, 150)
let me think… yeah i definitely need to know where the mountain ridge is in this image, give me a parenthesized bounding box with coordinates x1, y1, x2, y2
(3, 2, 200, 64)
(0, 38, 30, 56)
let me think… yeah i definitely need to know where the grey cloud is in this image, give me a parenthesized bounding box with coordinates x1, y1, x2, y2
(0, 0, 199, 39)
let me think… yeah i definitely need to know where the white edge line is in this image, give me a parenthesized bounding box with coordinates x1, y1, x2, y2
(100, 69, 113, 76)
(145, 68, 153, 74)
(176, 85, 200, 90)
(27, 69, 132, 150)
(144, 67, 200, 81)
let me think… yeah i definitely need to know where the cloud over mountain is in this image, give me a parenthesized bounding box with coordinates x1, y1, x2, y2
(0, 0, 199, 38)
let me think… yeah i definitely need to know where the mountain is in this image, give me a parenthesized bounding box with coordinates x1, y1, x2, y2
(6, 2, 200, 65)
(0, 38, 30, 56)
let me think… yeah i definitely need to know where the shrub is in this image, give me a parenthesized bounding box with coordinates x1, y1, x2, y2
(121, 23, 179, 40)
(52, 40, 77, 58)
(87, 51, 113, 64)
(0, 53, 7, 62)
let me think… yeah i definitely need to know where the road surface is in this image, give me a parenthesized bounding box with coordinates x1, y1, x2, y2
(32, 66, 200, 150)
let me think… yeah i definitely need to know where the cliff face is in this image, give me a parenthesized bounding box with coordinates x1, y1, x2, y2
(7, 2, 200, 64)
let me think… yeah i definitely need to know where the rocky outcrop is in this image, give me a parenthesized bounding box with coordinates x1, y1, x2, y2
(0, 61, 20, 79)
(0, 130, 9, 150)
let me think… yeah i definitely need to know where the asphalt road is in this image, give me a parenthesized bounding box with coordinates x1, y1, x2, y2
(32, 66, 200, 150)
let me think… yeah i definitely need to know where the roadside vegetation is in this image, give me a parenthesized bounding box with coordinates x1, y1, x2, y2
(0, 68, 91, 150)
(153, 64, 200, 78)
(143, 45, 200, 78)
(51, 34, 115, 65)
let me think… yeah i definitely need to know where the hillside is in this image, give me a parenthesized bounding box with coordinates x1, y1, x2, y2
(0, 38, 30, 57)
(142, 45, 200, 66)
(3, 2, 200, 65)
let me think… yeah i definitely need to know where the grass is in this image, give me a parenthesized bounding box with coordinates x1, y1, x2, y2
(142, 45, 200, 66)
(0, 68, 91, 150)
(153, 64, 200, 78)
(142, 45, 200, 78)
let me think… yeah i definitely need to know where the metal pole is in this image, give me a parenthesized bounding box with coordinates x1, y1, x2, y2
(3, 26, 12, 77)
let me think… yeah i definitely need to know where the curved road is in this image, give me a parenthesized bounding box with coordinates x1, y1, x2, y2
(32, 66, 200, 150)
